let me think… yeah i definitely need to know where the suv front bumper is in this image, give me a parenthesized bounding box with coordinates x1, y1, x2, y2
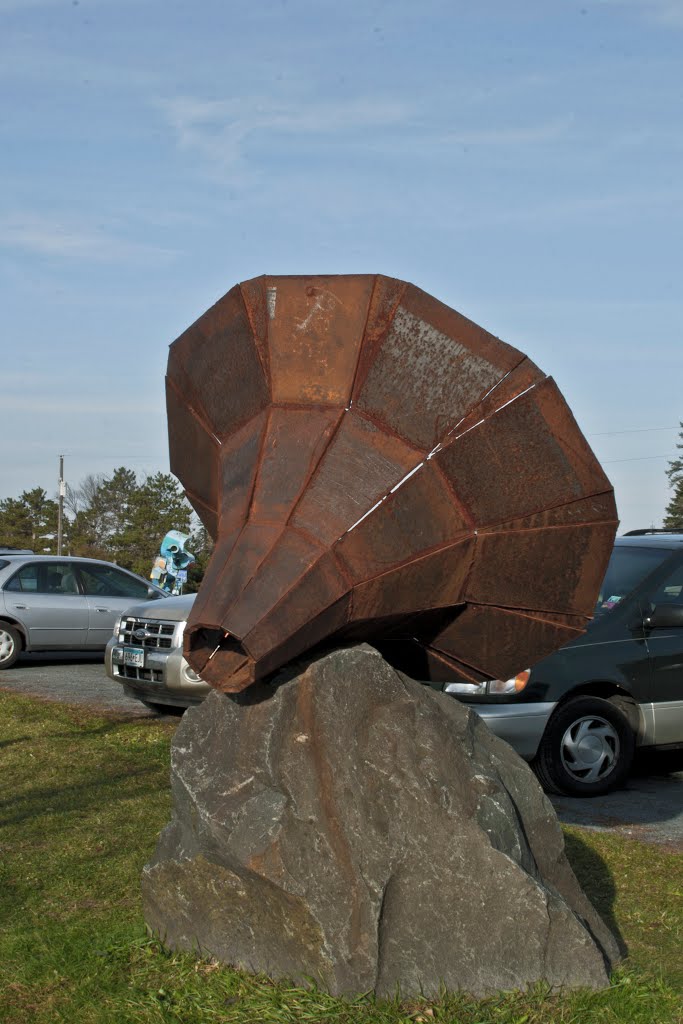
(105, 637, 211, 708)
(457, 700, 557, 760)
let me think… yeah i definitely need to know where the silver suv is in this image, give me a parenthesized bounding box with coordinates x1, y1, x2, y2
(105, 593, 210, 711)
(0, 553, 166, 668)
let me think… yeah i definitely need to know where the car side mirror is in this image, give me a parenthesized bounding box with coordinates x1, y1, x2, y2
(644, 604, 683, 630)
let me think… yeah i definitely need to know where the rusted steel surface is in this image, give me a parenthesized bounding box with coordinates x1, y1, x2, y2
(166, 274, 618, 693)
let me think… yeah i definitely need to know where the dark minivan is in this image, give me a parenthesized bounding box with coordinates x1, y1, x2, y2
(443, 531, 683, 797)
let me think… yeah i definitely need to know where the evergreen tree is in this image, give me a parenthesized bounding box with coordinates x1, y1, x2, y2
(0, 497, 33, 549)
(664, 422, 683, 529)
(185, 518, 214, 593)
(70, 467, 138, 558)
(113, 471, 193, 577)
(0, 488, 59, 551)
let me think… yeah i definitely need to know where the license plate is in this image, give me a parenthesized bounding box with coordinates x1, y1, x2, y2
(123, 647, 145, 668)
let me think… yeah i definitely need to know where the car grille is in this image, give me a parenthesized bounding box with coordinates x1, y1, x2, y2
(119, 616, 176, 649)
(116, 665, 164, 683)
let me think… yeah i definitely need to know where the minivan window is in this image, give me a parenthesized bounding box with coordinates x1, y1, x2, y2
(595, 546, 672, 618)
(647, 560, 683, 610)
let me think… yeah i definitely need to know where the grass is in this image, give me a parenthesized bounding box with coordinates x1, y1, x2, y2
(0, 691, 682, 1024)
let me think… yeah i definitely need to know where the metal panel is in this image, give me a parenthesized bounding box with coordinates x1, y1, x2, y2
(186, 523, 283, 644)
(250, 407, 342, 525)
(166, 377, 220, 518)
(335, 461, 471, 583)
(354, 284, 524, 451)
(351, 275, 407, 392)
(244, 551, 350, 662)
(239, 274, 271, 392)
(168, 283, 269, 440)
(411, 644, 490, 686)
(465, 523, 618, 616)
(349, 537, 475, 620)
(483, 491, 618, 534)
(189, 635, 254, 692)
(265, 276, 375, 406)
(452, 356, 544, 436)
(436, 377, 613, 529)
(248, 595, 352, 688)
(217, 527, 327, 642)
(430, 605, 587, 682)
(183, 528, 242, 645)
(291, 411, 422, 546)
(218, 411, 269, 537)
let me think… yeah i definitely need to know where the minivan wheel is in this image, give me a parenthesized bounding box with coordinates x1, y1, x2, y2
(534, 695, 636, 797)
(0, 623, 21, 669)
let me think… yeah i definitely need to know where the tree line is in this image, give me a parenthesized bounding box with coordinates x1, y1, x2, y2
(664, 422, 683, 529)
(0, 467, 212, 589)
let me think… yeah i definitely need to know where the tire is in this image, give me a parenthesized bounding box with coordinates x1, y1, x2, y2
(0, 622, 21, 670)
(534, 695, 636, 797)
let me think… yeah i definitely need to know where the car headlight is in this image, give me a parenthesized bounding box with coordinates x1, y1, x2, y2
(182, 660, 202, 682)
(444, 669, 531, 697)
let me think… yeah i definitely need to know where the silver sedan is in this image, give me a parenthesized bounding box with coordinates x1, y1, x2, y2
(0, 553, 167, 668)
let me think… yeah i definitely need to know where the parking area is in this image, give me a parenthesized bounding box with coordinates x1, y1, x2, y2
(553, 759, 683, 851)
(1, 653, 682, 848)
(0, 652, 169, 718)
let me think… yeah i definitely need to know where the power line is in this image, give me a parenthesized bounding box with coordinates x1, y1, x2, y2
(61, 454, 169, 460)
(590, 426, 679, 436)
(602, 454, 677, 464)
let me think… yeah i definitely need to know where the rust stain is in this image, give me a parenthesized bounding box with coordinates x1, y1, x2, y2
(296, 672, 363, 954)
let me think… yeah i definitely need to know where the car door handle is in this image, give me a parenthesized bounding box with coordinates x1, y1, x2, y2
(13, 604, 28, 610)
(95, 607, 110, 613)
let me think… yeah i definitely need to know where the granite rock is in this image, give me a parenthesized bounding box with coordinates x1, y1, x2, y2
(142, 645, 620, 997)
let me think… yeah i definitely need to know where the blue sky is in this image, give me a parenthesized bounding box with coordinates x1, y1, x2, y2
(1, 0, 681, 533)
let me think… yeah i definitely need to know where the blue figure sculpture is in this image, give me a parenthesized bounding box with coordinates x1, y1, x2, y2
(150, 530, 195, 595)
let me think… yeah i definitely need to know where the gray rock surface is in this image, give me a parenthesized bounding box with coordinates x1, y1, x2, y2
(142, 645, 620, 997)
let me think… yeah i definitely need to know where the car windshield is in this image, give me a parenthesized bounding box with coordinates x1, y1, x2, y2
(594, 546, 672, 619)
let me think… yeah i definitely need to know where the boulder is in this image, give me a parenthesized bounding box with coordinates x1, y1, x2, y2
(142, 645, 620, 997)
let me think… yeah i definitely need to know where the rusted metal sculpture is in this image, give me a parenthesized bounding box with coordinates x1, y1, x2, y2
(167, 275, 617, 693)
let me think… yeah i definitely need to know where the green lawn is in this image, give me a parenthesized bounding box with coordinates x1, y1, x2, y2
(1, 691, 682, 1024)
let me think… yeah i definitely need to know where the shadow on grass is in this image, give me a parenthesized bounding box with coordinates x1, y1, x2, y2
(563, 829, 627, 958)
(0, 735, 31, 750)
(0, 714, 172, 828)
(0, 765, 163, 827)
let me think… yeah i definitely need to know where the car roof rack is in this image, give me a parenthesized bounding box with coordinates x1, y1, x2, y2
(623, 528, 683, 536)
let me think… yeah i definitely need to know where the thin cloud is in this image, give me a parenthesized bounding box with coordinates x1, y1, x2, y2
(490, 186, 683, 226)
(439, 115, 573, 148)
(1, 394, 156, 416)
(598, 0, 683, 27)
(158, 93, 415, 177)
(0, 0, 137, 13)
(0, 214, 178, 263)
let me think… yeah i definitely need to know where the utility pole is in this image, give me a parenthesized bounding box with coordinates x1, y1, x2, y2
(57, 455, 65, 556)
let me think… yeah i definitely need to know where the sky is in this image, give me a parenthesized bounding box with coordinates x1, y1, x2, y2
(1, 0, 681, 535)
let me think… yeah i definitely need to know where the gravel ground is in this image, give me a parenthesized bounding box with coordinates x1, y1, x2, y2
(2, 653, 682, 848)
(0, 652, 175, 718)
(552, 762, 683, 852)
